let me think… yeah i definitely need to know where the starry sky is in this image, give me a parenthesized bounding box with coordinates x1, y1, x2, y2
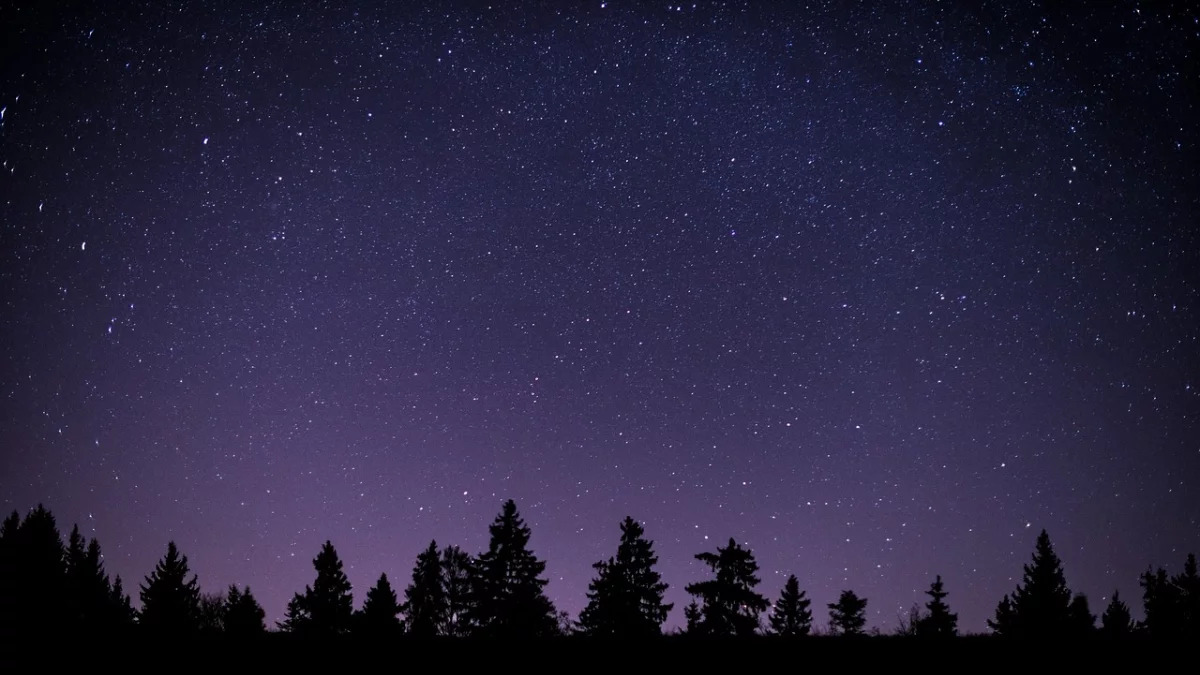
(1, 1, 1197, 633)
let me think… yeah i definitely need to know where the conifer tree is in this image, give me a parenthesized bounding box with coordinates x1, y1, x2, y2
(286, 541, 354, 635)
(1174, 553, 1199, 636)
(472, 500, 558, 638)
(358, 573, 402, 636)
(827, 589, 868, 636)
(767, 574, 812, 636)
(8, 505, 67, 633)
(139, 541, 202, 635)
(224, 585, 267, 635)
(1100, 590, 1135, 638)
(684, 538, 769, 637)
(578, 517, 673, 637)
(684, 600, 702, 634)
(915, 575, 958, 637)
(64, 533, 120, 632)
(403, 540, 448, 637)
(987, 530, 1074, 636)
(108, 575, 136, 628)
(441, 545, 475, 637)
(1068, 593, 1096, 635)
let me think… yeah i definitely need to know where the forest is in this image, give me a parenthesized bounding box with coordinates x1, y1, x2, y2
(1, 500, 1195, 642)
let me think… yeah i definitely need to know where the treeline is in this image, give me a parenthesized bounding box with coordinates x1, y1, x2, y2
(1, 501, 1197, 639)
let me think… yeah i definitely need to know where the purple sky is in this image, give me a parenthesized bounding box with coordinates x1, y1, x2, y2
(1, 1, 1196, 633)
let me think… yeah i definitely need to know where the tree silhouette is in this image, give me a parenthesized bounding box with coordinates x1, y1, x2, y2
(684, 538, 769, 637)
(1100, 590, 1135, 638)
(441, 545, 475, 637)
(1139, 552, 1200, 638)
(1175, 553, 1199, 637)
(915, 575, 958, 637)
(767, 574, 812, 636)
(198, 591, 227, 635)
(64, 527, 116, 631)
(578, 516, 673, 637)
(987, 530, 1075, 637)
(683, 600, 702, 634)
(224, 585, 267, 635)
(108, 575, 136, 628)
(471, 500, 558, 638)
(139, 541, 201, 635)
(1068, 593, 1096, 636)
(403, 540, 448, 637)
(827, 590, 868, 636)
(358, 573, 402, 637)
(3, 505, 67, 635)
(283, 541, 354, 635)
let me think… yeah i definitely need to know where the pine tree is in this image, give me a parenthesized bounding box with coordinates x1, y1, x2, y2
(1174, 553, 1199, 636)
(287, 541, 354, 635)
(684, 538, 769, 637)
(1068, 593, 1096, 636)
(915, 575, 958, 637)
(403, 540, 448, 637)
(767, 574, 813, 637)
(578, 517, 673, 637)
(987, 529, 1074, 637)
(1100, 590, 1135, 638)
(358, 573, 402, 636)
(441, 545, 475, 637)
(684, 600, 702, 634)
(224, 585, 267, 635)
(139, 541, 202, 635)
(472, 500, 558, 638)
(7, 505, 67, 634)
(827, 590, 868, 636)
(108, 575, 136, 628)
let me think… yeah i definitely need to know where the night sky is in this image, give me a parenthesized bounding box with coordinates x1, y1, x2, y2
(2, 1, 1197, 633)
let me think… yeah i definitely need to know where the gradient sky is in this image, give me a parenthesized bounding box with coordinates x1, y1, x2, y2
(1, 1, 1196, 633)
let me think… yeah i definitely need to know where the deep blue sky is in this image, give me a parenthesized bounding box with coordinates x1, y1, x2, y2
(1, 0, 1196, 633)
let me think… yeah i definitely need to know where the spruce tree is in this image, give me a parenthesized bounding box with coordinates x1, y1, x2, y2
(358, 573, 402, 636)
(441, 545, 475, 637)
(403, 540, 448, 637)
(1068, 593, 1096, 635)
(578, 517, 672, 637)
(290, 541, 354, 635)
(9, 505, 67, 634)
(1174, 553, 1199, 636)
(139, 541, 202, 635)
(64, 534, 120, 632)
(224, 585, 267, 635)
(684, 538, 769, 637)
(987, 529, 1074, 636)
(915, 575, 958, 637)
(827, 589, 868, 636)
(767, 574, 813, 636)
(278, 594, 311, 632)
(472, 500, 558, 638)
(108, 575, 136, 629)
(684, 600, 702, 634)
(1100, 590, 1135, 638)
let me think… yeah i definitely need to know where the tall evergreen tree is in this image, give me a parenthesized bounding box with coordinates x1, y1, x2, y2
(684, 600, 702, 635)
(987, 530, 1074, 637)
(64, 533, 120, 632)
(7, 505, 67, 634)
(915, 575, 958, 637)
(285, 541, 354, 635)
(139, 541, 202, 635)
(827, 590, 868, 636)
(403, 540, 448, 637)
(108, 575, 136, 628)
(1100, 590, 1135, 638)
(1068, 593, 1096, 635)
(441, 545, 475, 637)
(358, 573, 402, 636)
(224, 585, 267, 635)
(684, 538, 769, 637)
(471, 500, 558, 638)
(578, 517, 672, 637)
(767, 574, 813, 636)
(1174, 553, 1200, 636)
